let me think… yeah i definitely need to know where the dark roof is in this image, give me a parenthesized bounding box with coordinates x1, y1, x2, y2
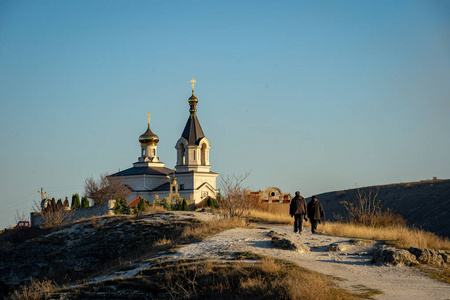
(175, 170, 218, 175)
(181, 115, 205, 145)
(152, 182, 170, 192)
(110, 166, 174, 177)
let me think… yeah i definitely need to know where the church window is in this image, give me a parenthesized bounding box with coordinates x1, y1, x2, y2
(152, 148, 155, 156)
(180, 144, 186, 165)
(201, 144, 207, 165)
(180, 184, 184, 190)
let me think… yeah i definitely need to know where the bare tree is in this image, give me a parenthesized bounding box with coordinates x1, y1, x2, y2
(217, 172, 251, 219)
(84, 173, 130, 205)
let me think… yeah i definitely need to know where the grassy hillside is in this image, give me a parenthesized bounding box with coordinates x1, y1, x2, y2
(309, 179, 450, 238)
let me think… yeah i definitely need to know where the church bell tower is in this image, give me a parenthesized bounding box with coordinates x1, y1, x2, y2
(175, 78, 212, 173)
(174, 78, 218, 203)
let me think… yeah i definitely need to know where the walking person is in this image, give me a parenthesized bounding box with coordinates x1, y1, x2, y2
(290, 191, 307, 234)
(307, 195, 325, 234)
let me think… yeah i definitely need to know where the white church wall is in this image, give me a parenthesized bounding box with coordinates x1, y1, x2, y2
(175, 173, 195, 191)
(198, 184, 216, 201)
(193, 173, 218, 190)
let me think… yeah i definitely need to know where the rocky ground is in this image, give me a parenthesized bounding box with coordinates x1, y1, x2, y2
(1, 211, 449, 299)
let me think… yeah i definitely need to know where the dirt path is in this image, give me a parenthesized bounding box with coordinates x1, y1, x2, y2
(175, 219, 450, 300)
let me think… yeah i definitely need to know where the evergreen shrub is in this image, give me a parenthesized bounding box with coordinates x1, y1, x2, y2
(137, 198, 146, 212)
(114, 197, 131, 215)
(81, 197, 90, 208)
(71, 194, 81, 209)
(204, 197, 218, 208)
(155, 198, 171, 211)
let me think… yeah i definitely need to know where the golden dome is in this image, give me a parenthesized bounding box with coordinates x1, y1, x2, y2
(188, 92, 198, 103)
(139, 124, 159, 145)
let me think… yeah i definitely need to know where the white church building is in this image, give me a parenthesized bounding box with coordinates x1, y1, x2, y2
(110, 79, 218, 205)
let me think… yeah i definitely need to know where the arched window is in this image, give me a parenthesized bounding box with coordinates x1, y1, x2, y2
(180, 144, 186, 165)
(201, 144, 207, 165)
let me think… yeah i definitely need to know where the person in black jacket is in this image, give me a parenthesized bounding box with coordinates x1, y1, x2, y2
(289, 191, 307, 234)
(307, 195, 325, 234)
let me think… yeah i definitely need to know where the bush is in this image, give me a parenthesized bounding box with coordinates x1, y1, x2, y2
(137, 198, 146, 212)
(155, 198, 171, 211)
(171, 198, 189, 211)
(81, 197, 90, 208)
(8, 278, 59, 300)
(71, 194, 81, 209)
(340, 187, 406, 227)
(203, 197, 218, 208)
(41, 204, 73, 228)
(181, 198, 189, 211)
(113, 197, 131, 215)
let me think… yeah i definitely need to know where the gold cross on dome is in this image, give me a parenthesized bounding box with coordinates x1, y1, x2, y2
(146, 112, 151, 124)
(191, 78, 196, 91)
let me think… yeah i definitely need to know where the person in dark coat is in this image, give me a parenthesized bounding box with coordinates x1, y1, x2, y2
(307, 195, 325, 234)
(289, 191, 307, 233)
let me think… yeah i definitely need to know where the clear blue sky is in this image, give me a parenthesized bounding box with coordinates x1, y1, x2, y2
(1, 0, 449, 229)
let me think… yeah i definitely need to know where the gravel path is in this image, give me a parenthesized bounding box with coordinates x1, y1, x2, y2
(174, 212, 450, 300)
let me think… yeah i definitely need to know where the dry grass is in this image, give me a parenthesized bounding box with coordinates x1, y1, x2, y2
(421, 265, 450, 284)
(149, 256, 361, 299)
(247, 209, 294, 224)
(8, 279, 59, 300)
(154, 236, 172, 247)
(143, 205, 166, 214)
(236, 257, 355, 300)
(255, 203, 291, 214)
(321, 222, 450, 250)
(245, 203, 296, 225)
(181, 217, 251, 241)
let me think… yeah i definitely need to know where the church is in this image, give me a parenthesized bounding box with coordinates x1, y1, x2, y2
(110, 79, 218, 205)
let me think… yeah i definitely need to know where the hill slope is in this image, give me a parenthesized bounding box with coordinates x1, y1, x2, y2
(310, 179, 450, 238)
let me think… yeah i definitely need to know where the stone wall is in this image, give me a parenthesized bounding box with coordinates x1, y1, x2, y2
(30, 200, 116, 227)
